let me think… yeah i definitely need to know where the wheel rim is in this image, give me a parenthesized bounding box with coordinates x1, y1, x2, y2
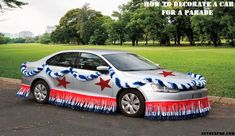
(121, 93, 140, 114)
(34, 84, 47, 102)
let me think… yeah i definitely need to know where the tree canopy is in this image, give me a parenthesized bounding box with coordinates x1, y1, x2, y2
(50, 1, 235, 46)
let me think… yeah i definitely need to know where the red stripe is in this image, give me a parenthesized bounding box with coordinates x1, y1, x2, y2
(20, 84, 30, 88)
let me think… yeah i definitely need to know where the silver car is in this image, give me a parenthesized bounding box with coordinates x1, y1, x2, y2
(17, 50, 210, 120)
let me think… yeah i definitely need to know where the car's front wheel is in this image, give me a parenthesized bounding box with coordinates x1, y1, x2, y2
(32, 80, 50, 104)
(118, 89, 145, 117)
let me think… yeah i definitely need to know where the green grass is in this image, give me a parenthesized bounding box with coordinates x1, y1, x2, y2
(0, 43, 235, 98)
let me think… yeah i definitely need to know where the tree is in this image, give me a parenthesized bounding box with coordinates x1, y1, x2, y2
(89, 17, 108, 45)
(191, 1, 235, 46)
(39, 33, 51, 44)
(103, 17, 119, 45)
(118, 0, 144, 46)
(0, 0, 27, 11)
(125, 14, 143, 46)
(51, 4, 105, 45)
(192, 16, 209, 45)
(51, 8, 81, 44)
(111, 11, 126, 45)
(0, 33, 10, 44)
(78, 4, 102, 44)
(220, 7, 235, 46)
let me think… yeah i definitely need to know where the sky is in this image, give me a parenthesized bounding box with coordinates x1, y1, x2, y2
(0, 0, 128, 36)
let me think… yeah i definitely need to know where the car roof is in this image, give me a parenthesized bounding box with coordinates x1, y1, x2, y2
(58, 49, 129, 55)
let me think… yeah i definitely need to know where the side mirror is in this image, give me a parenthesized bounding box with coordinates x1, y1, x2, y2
(155, 64, 160, 68)
(96, 66, 109, 74)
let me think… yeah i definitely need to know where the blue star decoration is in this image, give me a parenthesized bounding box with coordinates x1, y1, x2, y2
(56, 77, 70, 88)
(95, 77, 111, 91)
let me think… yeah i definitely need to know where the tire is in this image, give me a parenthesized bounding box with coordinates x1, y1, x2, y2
(32, 80, 50, 104)
(118, 89, 145, 117)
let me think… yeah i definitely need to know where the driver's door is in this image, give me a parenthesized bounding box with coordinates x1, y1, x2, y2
(73, 52, 113, 97)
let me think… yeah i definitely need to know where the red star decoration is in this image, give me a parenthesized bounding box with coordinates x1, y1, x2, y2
(56, 77, 70, 88)
(159, 71, 175, 77)
(95, 77, 111, 91)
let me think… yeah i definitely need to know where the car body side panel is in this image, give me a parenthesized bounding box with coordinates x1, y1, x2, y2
(72, 68, 113, 97)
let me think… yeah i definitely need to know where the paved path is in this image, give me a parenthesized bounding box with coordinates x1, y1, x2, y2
(0, 81, 234, 136)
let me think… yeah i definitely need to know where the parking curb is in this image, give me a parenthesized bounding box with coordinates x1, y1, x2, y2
(0, 77, 21, 85)
(1, 77, 235, 105)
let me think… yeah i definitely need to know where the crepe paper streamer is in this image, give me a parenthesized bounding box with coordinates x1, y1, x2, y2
(20, 63, 44, 77)
(16, 84, 31, 97)
(49, 89, 117, 113)
(110, 67, 206, 90)
(145, 97, 210, 120)
(20, 62, 206, 91)
(44, 65, 101, 81)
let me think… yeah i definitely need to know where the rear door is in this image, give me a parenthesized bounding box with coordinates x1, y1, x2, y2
(46, 52, 79, 91)
(73, 52, 113, 97)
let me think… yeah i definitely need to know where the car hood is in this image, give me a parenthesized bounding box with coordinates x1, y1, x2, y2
(115, 68, 206, 90)
(123, 69, 194, 85)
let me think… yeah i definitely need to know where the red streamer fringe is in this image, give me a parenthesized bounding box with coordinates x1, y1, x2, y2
(49, 89, 117, 110)
(145, 97, 210, 113)
(17, 84, 31, 97)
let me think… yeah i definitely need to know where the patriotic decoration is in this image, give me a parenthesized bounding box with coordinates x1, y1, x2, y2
(145, 97, 210, 120)
(49, 89, 116, 113)
(159, 70, 175, 77)
(95, 77, 111, 91)
(16, 84, 31, 97)
(56, 77, 70, 88)
(110, 68, 206, 90)
(20, 63, 206, 91)
(20, 63, 100, 81)
(18, 62, 210, 120)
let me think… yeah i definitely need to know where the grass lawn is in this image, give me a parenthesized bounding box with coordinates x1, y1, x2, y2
(0, 43, 235, 98)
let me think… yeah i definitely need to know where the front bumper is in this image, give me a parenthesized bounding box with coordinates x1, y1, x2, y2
(143, 88, 210, 120)
(143, 86, 208, 101)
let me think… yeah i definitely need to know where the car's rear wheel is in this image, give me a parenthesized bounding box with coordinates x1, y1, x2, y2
(32, 80, 50, 104)
(118, 89, 145, 117)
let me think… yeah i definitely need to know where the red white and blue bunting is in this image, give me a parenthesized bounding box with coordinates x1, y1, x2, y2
(16, 84, 31, 97)
(49, 89, 116, 113)
(20, 62, 206, 90)
(145, 97, 210, 120)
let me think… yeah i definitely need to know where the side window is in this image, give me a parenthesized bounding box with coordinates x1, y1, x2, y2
(78, 53, 108, 71)
(46, 53, 78, 67)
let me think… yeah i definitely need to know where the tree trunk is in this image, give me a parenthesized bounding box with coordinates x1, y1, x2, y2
(186, 30, 195, 46)
(152, 38, 155, 46)
(177, 34, 181, 45)
(174, 36, 177, 45)
(230, 38, 234, 46)
(145, 33, 148, 45)
(119, 35, 123, 45)
(211, 32, 219, 47)
(132, 39, 135, 46)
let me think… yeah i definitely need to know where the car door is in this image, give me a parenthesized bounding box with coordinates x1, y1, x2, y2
(46, 52, 79, 91)
(73, 52, 113, 97)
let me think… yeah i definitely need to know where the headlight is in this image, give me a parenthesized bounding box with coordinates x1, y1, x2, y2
(151, 84, 179, 93)
(151, 83, 162, 92)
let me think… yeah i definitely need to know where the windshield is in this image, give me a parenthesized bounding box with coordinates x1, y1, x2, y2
(103, 53, 159, 71)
